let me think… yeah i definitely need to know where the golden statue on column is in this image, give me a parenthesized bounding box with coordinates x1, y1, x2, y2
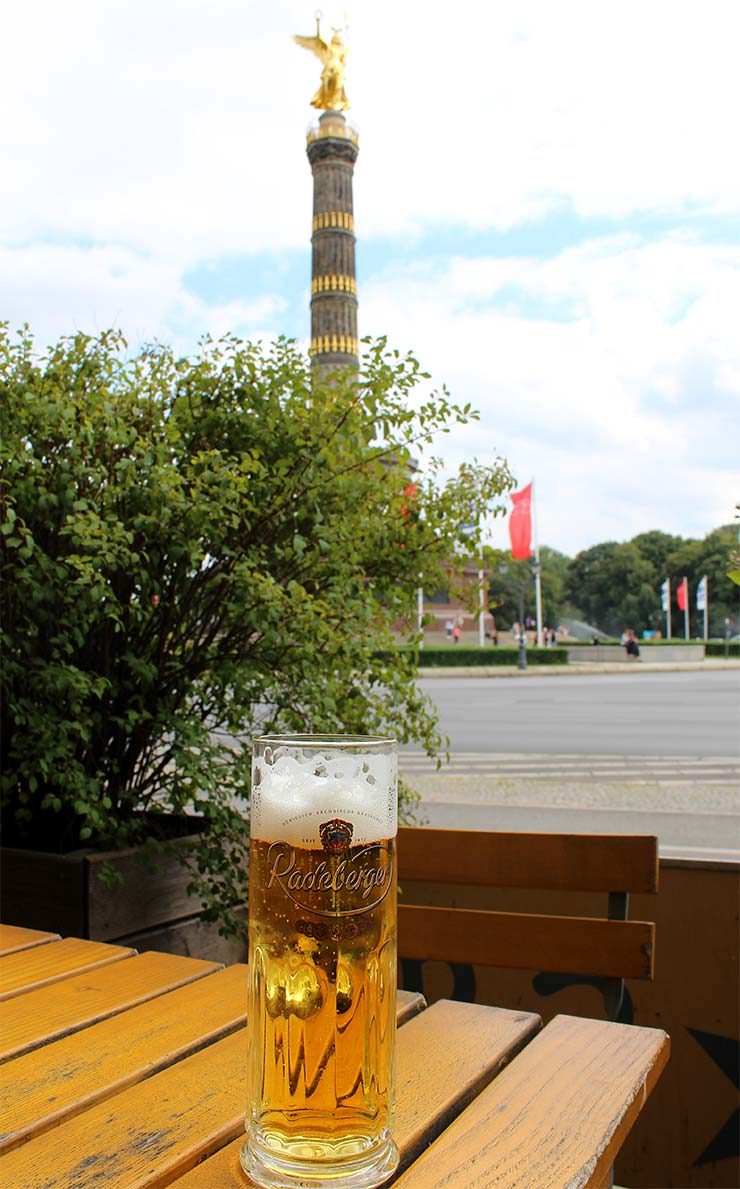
(294, 14, 350, 111)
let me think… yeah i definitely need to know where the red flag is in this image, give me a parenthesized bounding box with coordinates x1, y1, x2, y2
(676, 577, 688, 611)
(400, 482, 418, 518)
(509, 483, 533, 559)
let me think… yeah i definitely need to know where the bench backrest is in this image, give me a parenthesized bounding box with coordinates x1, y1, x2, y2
(397, 827, 658, 983)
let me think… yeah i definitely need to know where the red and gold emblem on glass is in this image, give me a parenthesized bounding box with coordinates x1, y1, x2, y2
(319, 818, 354, 854)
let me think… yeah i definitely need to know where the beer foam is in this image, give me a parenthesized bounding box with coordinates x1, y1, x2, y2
(251, 745, 397, 846)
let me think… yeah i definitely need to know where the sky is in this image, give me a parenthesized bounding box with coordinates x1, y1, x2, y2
(3, 0, 739, 556)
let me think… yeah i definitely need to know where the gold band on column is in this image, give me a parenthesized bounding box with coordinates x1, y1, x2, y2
(312, 211, 355, 232)
(311, 275, 358, 295)
(309, 335, 360, 356)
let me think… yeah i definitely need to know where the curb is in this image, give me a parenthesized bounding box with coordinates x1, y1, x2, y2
(416, 661, 740, 678)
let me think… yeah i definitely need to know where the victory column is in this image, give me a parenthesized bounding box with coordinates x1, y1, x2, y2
(295, 17, 360, 372)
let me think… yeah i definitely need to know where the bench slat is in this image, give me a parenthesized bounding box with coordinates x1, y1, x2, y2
(393, 1013, 669, 1188)
(0, 999, 539, 1188)
(0, 950, 220, 1063)
(0, 938, 134, 1001)
(399, 904, 655, 979)
(0, 964, 244, 1151)
(398, 827, 659, 894)
(0, 926, 60, 957)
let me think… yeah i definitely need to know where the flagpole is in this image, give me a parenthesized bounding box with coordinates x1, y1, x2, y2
(683, 576, 689, 640)
(695, 575, 708, 639)
(478, 563, 486, 647)
(531, 479, 544, 646)
(477, 514, 486, 648)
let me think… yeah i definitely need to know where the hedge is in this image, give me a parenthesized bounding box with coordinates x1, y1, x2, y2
(416, 647, 569, 667)
(705, 641, 740, 658)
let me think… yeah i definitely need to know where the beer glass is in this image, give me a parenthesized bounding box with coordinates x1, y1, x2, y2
(242, 734, 399, 1189)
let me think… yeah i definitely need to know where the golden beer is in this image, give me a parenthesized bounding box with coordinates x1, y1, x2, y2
(242, 736, 399, 1189)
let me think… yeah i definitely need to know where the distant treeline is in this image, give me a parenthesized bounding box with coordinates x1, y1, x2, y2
(484, 525, 738, 638)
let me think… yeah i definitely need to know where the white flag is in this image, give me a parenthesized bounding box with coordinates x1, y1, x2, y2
(696, 576, 707, 611)
(661, 578, 670, 611)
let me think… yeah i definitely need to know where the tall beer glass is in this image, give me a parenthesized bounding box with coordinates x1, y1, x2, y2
(242, 735, 399, 1189)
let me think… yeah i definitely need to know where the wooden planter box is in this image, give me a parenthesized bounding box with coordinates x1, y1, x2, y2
(0, 823, 245, 965)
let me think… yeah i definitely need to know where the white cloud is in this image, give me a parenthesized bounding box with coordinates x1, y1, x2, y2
(351, 0, 740, 236)
(2, 0, 739, 260)
(0, 244, 286, 351)
(361, 234, 740, 552)
(0, 1, 314, 260)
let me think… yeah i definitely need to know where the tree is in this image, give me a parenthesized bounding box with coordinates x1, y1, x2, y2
(484, 551, 530, 628)
(666, 525, 738, 637)
(538, 546, 572, 628)
(564, 526, 739, 638)
(484, 545, 571, 631)
(565, 542, 657, 636)
(630, 531, 683, 578)
(0, 327, 512, 933)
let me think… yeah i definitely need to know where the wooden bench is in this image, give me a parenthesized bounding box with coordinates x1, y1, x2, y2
(397, 827, 658, 1021)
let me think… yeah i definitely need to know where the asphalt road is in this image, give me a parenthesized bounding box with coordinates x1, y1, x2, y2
(415, 670, 739, 757)
(402, 670, 740, 854)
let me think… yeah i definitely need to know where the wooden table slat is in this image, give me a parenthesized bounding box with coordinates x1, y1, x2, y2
(0, 950, 221, 1064)
(0, 999, 539, 1189)
(0, 964, 247, 1152)
(392, 1013, 670, 1189)
(156, 1001, 540, 1189)
(394, 989, 426, 1026)
(0, 925, 60, 957)
(0, 938, 134, 1001)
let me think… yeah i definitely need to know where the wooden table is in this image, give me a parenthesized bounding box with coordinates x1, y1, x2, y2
(0, 925, 669, 1188)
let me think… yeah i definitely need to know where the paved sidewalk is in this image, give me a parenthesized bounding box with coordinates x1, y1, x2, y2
(399, 767, 740, 855)
(401, 773, 740, 812)
(418, 659, 740, 678)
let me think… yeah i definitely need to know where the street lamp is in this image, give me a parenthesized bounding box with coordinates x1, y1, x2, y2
(515, 587, 527, 670)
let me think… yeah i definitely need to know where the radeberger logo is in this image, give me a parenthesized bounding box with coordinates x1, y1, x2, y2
(319, 817, 353, 854)
(266, 826, 391, 919)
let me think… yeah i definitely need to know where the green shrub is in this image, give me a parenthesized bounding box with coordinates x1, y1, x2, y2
(705, 641, 740, 657)
(0, 327, 513, 934)
(416, 647, 568, 667)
